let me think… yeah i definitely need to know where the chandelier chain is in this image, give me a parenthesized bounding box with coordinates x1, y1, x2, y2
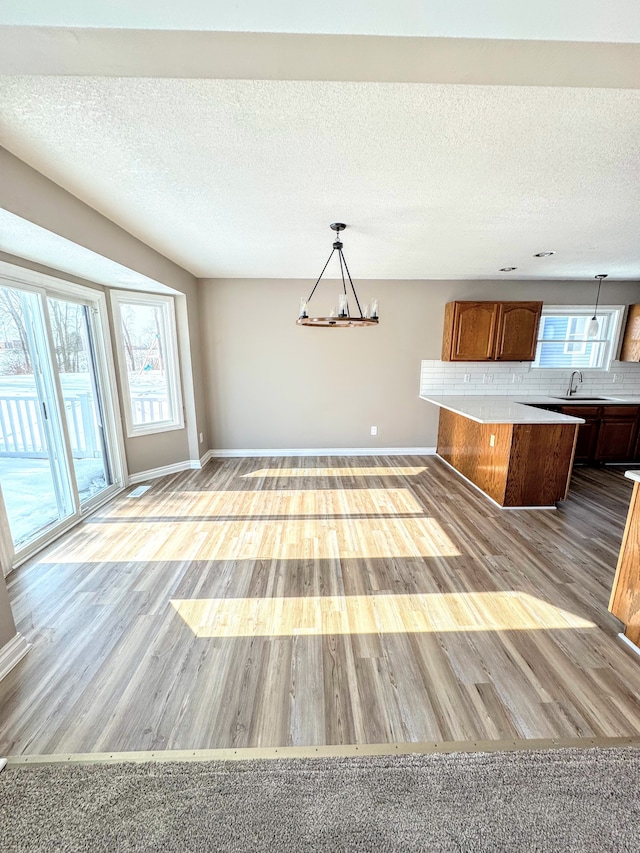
(306, 247, 335, 304)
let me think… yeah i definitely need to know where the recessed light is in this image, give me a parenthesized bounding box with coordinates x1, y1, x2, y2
(533, 251, 556, 257)
(500, 267, 517, 272)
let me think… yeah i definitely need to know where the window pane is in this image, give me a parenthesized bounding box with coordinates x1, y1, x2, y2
(0, 285, 74, 547)
(536, 340, 604, 369)
(48, 297, 112, 504)
(118, 300, 177, 428)
(540, 316, 566, 340)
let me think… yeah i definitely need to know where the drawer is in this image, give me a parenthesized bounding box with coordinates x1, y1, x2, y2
(560, 405, 600, 417)
(601, 406, 640, 418)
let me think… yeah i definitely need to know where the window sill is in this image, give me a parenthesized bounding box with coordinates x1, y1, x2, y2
(126, 420, 185, 439)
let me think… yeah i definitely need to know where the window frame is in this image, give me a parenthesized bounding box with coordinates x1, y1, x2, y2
(110, 290, 184, 437)
(532, 305, 625, 371)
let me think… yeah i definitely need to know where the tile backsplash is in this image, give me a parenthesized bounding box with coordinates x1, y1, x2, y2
(420, 360, 640, 397)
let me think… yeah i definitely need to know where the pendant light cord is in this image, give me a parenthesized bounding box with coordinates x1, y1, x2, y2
(592, 279, 602, 318)
(592, 274, 607, 318)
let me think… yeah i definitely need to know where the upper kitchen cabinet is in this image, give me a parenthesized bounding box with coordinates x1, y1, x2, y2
(619, 304, 640, 362)
(442, 301, 542, 362)
(494, 302, 543, 361)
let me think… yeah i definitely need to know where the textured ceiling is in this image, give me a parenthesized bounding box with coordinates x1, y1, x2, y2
(2, 0, 640, 42)
(1, 75, 638, 280)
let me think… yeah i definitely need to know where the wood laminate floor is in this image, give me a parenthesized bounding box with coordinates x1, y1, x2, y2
(1, 456, 640, 756)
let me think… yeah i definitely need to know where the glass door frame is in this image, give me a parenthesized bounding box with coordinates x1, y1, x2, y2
(0, 266, 126, 574)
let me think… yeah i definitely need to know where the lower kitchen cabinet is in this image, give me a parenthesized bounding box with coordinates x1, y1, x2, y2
(557, 404, 640, 464)
(559, 406, 600, 462)
(532, 403, 640, 464)
(596, 414, 638, 462)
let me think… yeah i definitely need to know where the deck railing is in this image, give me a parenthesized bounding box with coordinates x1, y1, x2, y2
(0, 394, 166, 459)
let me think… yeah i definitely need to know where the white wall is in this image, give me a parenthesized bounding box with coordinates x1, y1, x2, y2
(420, 360, 640, 398)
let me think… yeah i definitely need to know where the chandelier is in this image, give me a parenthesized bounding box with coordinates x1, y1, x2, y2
(297, 223, 379, 327)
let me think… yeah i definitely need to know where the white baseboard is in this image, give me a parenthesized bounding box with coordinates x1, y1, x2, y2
(202, 447, 436, 460)
(130, 449, 437, 480)
(0, 633, 30, 682)
(618, 633, 640, 657)
(128, 459, 202, 485)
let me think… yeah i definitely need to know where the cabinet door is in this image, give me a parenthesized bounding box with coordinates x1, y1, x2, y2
(560, 406, 600, 462)
(449, 302, 497, 361)
(619, 304, 640, 362)
(595, 417, 638, 462)
(494, 302, 542, 361)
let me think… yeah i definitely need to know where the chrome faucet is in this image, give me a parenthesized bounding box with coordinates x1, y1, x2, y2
(567, 370, 583, 396)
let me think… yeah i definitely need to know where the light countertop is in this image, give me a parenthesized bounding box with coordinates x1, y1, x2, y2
(420, 395, 586, 424)
(625, 471, 640, 483)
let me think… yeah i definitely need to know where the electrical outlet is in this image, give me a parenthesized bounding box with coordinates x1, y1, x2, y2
(370, 426, 377, 436)
(483, 373, 494, 383)
(511, 374, 523, 384)
(464, 373, 471, 383)
(199, 432, 204, 444)
(613, 374, 621, 384)
(489, 434, 496, 447)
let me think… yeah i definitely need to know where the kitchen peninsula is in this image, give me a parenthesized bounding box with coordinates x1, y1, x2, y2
(421, 395, 584, 508)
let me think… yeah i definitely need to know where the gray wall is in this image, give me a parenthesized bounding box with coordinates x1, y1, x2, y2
(0, 149, 210, 474)
(199, 277, 640, 450)
(0, 250, 196, 475)
(0, 148, 195, 293)
(0, 577, 17, 648)
(105, 280, 208, 474)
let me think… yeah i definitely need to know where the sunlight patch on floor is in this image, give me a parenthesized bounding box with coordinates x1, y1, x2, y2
(171, 591, 596, 638)
(52, 513, 461, 561)
(241, 466, 428, 478)
(110, 488, 425, 518)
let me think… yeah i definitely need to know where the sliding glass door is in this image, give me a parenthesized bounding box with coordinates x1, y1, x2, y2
(0, 284, 74, 548)
(48, 297, 113, 506)
(0, 277, 121, 566)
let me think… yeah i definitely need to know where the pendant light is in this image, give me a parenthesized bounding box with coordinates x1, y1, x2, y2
(297, 223, 378, 327)
(587, 274, 607, 338)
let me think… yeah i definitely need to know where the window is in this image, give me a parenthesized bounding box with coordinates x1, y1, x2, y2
(533, 306, 624, 370)
(110, 291, 183, 436)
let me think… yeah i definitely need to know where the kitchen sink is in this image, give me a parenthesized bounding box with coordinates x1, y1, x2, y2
(552, 396, 613, 402)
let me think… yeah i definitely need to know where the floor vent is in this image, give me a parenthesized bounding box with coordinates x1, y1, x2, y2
(128, 485, 152, 497)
